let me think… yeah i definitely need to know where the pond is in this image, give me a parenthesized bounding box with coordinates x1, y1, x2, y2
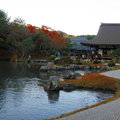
(0, 62, 114, 120)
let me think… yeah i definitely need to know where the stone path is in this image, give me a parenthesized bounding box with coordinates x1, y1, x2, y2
(57, 69, 120, 120)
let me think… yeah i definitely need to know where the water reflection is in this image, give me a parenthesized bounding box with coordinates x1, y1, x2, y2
(0, 62, 115, 120)
(0, 89, 5, 110)
(46, 91, 60, 103)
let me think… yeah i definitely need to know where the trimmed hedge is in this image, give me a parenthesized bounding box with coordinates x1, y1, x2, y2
(108, 62, 115, 67)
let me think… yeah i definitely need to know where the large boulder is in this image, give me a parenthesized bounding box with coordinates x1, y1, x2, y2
(40, 65, 48, 71)
(64, 71, 82, 79)
(47, 62, 54, 66)
(43, 76, 60, 91)
(55, 56, 61, 61)
(75, 71, 85, 76)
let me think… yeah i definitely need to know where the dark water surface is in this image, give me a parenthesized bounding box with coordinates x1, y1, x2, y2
(0, 62, 114, 120)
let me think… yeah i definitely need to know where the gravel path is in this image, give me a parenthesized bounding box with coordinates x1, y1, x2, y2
(100, 69, 120, 79)
(57, 69, 120, 120)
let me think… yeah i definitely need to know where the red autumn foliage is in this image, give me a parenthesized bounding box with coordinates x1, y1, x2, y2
(27, 24, 37, 34)
(41, 25, 66, 49)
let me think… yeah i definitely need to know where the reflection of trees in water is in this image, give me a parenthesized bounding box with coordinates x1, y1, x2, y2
(0, 62, 41, 79)
(0, 77, 26, 110)
(46, 91, 60, 104)
(0, 62, 41, 110)
(10, 62, 40, 78)
(0, 90, 5, 110)
(39, 71, 50, 80)
(0, 62, 29, 90)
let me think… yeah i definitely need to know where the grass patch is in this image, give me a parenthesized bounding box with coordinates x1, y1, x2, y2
(79, 60, 92, 65)
(91, 63, 107, 67)
(60, 73, 119, 91)
(113, 65, 120, 70)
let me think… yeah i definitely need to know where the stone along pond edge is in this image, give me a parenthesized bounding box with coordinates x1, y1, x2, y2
(45, 71, 120, 120)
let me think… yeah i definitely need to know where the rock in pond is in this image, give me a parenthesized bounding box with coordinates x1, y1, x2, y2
(43, 76, 61, 91)
(64, 71, 82, 79)
(40, 65, 48, 71)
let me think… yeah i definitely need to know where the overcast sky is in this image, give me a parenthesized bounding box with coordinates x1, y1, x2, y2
(0, 0, 120, 35)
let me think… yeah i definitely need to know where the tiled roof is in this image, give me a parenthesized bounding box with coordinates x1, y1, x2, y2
(70, 37, 88, 45)
(81, 23, 120, 46)
(69, 46, 95, 50)
(69, 37, 95, 50)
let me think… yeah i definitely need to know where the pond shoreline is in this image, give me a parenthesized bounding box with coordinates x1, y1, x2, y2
(46, 69, 120, 120)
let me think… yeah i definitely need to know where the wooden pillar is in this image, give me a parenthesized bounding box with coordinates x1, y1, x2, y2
(90, 46, 92, 60)
(87, 46, 89, 59)
(87, 46, 91, 59)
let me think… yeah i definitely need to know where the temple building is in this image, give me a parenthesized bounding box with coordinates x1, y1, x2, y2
(69, 37, 95, 58)
(81, 23, 120, 58)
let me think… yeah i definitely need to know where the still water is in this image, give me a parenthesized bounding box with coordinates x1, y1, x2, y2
(0, 62, 114, 120)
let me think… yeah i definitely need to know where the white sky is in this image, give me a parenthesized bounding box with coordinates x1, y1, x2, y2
(0, 0, 120, 35)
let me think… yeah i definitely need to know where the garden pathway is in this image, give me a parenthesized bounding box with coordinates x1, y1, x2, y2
(57, 69, 120, 120)
(101, 69, 120, 79)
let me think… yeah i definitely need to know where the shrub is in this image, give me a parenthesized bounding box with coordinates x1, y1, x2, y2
(49, 55, 56, 61)
(73, 59, 82, 65)
(108, 62, 115, 67)
(110, 48, 120, 57)
(92, 59, 101, 64)
(54, 56, 73, 64)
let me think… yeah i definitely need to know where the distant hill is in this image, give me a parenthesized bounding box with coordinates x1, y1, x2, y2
(77, 35, 96, 40)
(56, 30, 67, 35)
